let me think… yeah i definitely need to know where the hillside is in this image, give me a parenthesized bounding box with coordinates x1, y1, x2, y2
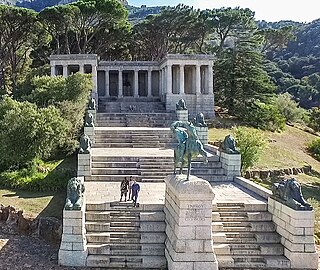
(0, 0, 128, 11)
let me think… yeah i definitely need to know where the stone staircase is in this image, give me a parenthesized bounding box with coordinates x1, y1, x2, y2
(98, 97, 168, 114)
(94, 128, 175, 148)
(96, 113, 176, 128)
(86, 156, 174, 182)
(86, 201, 166, 269)
(212, 202, 291, 269)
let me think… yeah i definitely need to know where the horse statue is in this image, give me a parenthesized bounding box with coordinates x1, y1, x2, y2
(171, 121, 208, 180)
(272, 178, 312, 210)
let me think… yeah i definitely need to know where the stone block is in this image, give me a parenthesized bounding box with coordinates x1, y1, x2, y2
(63, 218, 82, 227)
(305, 243, 316, 252)
(72, 242, 85, 251)
(304, 227, 315, 235)
(284, 249, 318, 269)
(60, 242, 72, 251)
(58, 249, 87, 267)
(63, 210, 83, 219)
(63, 226, 73, 234)
(195, 226, 212, 239)
(61, 234, 85, 243)
(194, 261, 218, 270)
(185, 240, 204, 253)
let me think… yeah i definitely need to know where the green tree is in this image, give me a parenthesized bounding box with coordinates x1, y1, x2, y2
(0, 5, 42, 94)
(274, 93, 307, 123)
(131, 5, 201, 60)
(72, 0, 128, 54)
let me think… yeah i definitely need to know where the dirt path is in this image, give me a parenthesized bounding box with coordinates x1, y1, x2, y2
(0, 232, 93, 270)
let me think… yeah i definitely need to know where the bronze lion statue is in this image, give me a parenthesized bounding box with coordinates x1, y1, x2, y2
(193, 112, 207, 127)
(176, 99, 187, 110)
(272, 178, 312, 210)
(219, 134, 240, 154)
(65, 177, 85, 210)
(79, 134, 91, 154)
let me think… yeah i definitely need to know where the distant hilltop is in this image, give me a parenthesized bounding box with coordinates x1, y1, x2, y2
(0, 0, 129, 11)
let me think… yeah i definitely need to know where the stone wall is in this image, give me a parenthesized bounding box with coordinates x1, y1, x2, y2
(268, 197, 318, 269)
(166, 94, 215, 118)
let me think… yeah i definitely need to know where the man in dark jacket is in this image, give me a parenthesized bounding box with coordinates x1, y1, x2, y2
(131, 180, 140, 207)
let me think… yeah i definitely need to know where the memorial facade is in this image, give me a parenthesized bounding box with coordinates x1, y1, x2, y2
(50, 54, 215, 117)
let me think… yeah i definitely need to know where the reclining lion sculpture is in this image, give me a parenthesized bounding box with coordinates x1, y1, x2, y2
(219, 134, 240, 154)
(272, 178, 312, 210)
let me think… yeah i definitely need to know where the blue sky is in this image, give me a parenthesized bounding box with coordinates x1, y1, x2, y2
(128, 0, 320, 22)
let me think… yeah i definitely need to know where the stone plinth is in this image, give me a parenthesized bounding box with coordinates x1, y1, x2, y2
(216, 150, 241, 181)
(84, 126, 95, 144)
(78, 152, 91, 176)
(195, 126, 208, 144)
(164, 174, 218, 270)
(268, 197, 318, 269)
(59, 180, 87, 267)
(176, 110, 188, 122)
(87, 109, 96, 123)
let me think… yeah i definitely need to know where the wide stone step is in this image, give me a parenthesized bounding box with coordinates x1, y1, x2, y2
(92, 156, 140, 162)
(231, 243, 284, 256)
(92, 162, 137, 168)
(86, 254, 167, 269)
(91, 168, 140, 175)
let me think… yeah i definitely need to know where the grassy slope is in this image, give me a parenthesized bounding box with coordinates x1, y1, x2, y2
(209, 124, 320, 201)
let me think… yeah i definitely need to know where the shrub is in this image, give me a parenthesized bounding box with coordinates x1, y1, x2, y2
(243, 100, 286, 132)
(0, 97, 70, 169)
(274, 93, 308, 124)
(307, 138, 320, 161)
(0, 158, 75, 191)
(26, 73, 92, 107)
(309, 107, 320, 132)
(233, 126, 267, 172)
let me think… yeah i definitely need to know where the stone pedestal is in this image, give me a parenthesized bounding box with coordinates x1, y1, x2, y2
(164, 174, 218, 270)
(78, 152, 91, 176)
(217, 150, 241, 181)
(87, 109, 96, 123)
(176, 110, 188, 123)
(195, 126, 208, 144)
(59, 182, 87, 267)
(84, 126, 95, 144)
(268, 197, 318, 269)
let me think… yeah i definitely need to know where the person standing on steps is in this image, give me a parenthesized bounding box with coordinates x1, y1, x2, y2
(120, 177, 129, 202)
(128, 176, 134, 201)
(132, 180, 140, 207)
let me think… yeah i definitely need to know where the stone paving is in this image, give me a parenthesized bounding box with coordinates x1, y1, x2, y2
(85, 179, 266, 205)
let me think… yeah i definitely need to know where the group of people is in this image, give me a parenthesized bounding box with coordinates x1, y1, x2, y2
(120, 176, 140, 207)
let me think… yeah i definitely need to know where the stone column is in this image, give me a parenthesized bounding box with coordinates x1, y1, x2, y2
(134, 69, 139, 98)
(208, 64, 213, 95)
(164, 174, 218, 270)
(51, 65, 56, 76)
(118, 69, 123, 98)
(159, 70, 163, 97)
(147, 69, 152, 97)
(104, 69, 109, 97)
(63, 65, 68, 78)
(79, 64, 84, 74)
(92, 65, 98, 103)
(167, 64, 172, 95)
(196, 64, 201, 94)
(179, 64, 185, 95)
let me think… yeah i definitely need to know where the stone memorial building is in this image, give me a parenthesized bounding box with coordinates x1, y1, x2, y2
(50, 54, 215, 117)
